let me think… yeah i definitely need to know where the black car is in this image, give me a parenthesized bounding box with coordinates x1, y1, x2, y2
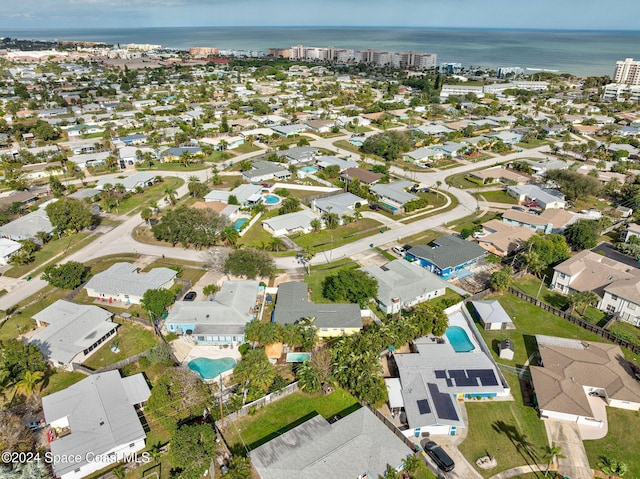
(183, 291, 197, 301)
(423, 441, 455, 472)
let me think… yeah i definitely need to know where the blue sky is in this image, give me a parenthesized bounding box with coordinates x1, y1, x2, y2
(1, 0, 639, 30)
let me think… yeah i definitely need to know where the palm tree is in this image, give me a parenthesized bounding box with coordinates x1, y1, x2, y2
(269, 237, 284, 252)
(402, 454, 421, 476)
(598, 457, 628, 477)
(140, 207, 153, 224)
(164, 187, 177, 206)
(543, 443, 566, 476)
(220, 226, 239, 246)
(14, 370, 44, 398)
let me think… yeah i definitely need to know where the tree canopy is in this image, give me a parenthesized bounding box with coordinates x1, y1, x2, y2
(322, 268, 378, 307)
(45, 198, 93, 234)
(0, 339, 47, 384)
(490, 266, 514, 293)
(41, 261, 88, 289)
(360, 131, 413, 161)
(223, 248, 276, 279)
(168, 423, 217, 479)
(521, 234, 570, 276)
(564, 219, 603, 250)
(141, 288, 175, 320)
(544, 169, 601, 200)
(152, 205, 229, 248)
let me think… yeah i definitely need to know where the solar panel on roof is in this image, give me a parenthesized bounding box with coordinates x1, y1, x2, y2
(434, 370, 447, 379)
(428, 383, 459, 421)
(448, 369, 466, 379)
(470, 369, 500, 387)
(445, 379, 453, 387)
(416, 399, 431, 415)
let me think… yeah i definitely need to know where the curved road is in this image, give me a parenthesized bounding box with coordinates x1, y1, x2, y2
(0, 134, 553, 311)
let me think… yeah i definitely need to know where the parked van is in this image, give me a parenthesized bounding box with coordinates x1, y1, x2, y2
(392, 246, 405, 256)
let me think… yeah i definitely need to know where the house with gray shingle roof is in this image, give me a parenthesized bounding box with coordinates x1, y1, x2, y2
(406, 235, 486, 279)
(250, 407, 412, 479)
(28, 300, 117, 370)
(311, 192, 367, 218)
(242, 161, 291, 183)
(272, 282, 362, 338)
(42, 371, 150, 479)
(369, 180, 418, 214)
(363, 260, 449, 314)
(84, 262, 177, 305)
(0, 207, 54, 241)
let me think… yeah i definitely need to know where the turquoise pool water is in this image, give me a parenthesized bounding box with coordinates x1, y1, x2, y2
(286, 352, 311, 363)
(264, 194, 281, 205)
(233, 218, 249, 230)
(381, 202, 398, 211)
(300, 166, 318, 173)
(188, 357, 236, 380)
(445, 326, 475, 353)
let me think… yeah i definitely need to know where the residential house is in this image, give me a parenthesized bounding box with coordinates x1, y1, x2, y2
(262, 209, 321, 237)
(389, 307, 509, 436)
(311, 192, 367, 219)
(115, 133, 147, 145)
(276, 146, 318, 164)
(475, 220, 534, 256)
(204, 183, 264, 206)
(363, 259, 450, 314)
(0, 238, 21, 265)
(191, 201, 241, 220)
(406, 235, 486, 279)
(467, 167, 531, 185)
(370, 180, 419, 215)
(340, 167, 383, 185)
(484, 130, 523, 145)
(600, 277, 640, 326)
(28, 300, 117, 370)
(431, 141, 465, 157)
(242, 161, 291, 183)
(315, 156, 358, 172)
(550, 250, 640, 301)
(95, 172, 157, 193)
(414, 124, 455, 137)
(520, 158, 569, 176)
(0, 190, 37, 210)
(84, 262, 177, 305)
(200, 135, 245, 151)
(42, 371, 151, 479)
(160, 146, 203, 162)
(165, 281, 260, 344)
(250, 407, 412, 479)
(471, 300, 515, 330)
(304, 119, 335, 133)
(0, 208, 54, 241)
(621, 223, 640, 243)
(502, 208, 575, 234)
(506, 185, 566, 209)
(402, 147, 444, 165)
(272, 282, 362, 337)
(272, 124, 308, 137)
(530, 335, 640, 426)
(22, 161, 64, 180)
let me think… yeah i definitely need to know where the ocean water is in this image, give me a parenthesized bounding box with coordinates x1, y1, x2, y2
(3, 26, 639, 77)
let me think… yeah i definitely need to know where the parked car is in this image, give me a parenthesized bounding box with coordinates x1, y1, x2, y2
(369, 203, 381, 211)
(524, 201, 539, 208)
(183, 291, 197, 301)
(392, 246, 405, 256)
(28, 420, 44, 431)
(423, 440, 455, 472)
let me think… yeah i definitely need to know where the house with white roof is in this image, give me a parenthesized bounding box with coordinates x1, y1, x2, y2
(311, 192, 367, 219)
(242, 161, 291, 183)
(506, 184, 566, 210)
(402, 147, 444, 164)
(28, 300, 117, 370)
(262, 209, 321, 237)
(95, 172, 157, 193)
(0, 208, 54, 241)
(0, 238, 22, 265)
(84, 262, 177, 305)
(315, 156, 358, 172)
(363, 259, 450, 314)
(165, 280, 260, 344)
(471, 300, 515, 330)
(42, 371, 150, 479)
(204, 183, 264, 206)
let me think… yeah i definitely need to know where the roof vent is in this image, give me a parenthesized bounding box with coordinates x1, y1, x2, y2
(99, 421, 105, 426)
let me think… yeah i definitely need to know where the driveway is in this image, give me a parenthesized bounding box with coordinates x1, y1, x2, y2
(544, 419, 592, 479)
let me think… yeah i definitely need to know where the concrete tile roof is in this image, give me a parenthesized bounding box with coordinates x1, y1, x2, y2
(84, 262, 177, 298)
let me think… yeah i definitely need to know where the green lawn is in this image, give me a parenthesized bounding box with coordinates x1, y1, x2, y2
(609, 320, 640, 347)
(229, 143, 263, 154)
(82, 320, 159, 370)
(459, 373, 548, 478)
(223, 388, 360, 452)
(140, 263, 206, 285)
(428, 288, 466, 309)
(583, 407, 640, 478)
(306, 258, 358, 303)
(137, 162, 209, 172)
(292, 218, 383, 253)
(3, 232, 92, 278)
(476, 190, 518, 204)
(0, 286, 68, 338)
(41, 370, 86, 396)
(512, 276, 569, 310)
(333, 139, 363, 155)
(451, 212, 501, 234)
(111, 177, 184, 215)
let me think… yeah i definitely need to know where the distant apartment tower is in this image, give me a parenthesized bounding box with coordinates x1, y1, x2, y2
(497, 66, 524, 78)
(288, 45, 354, 62)
(268, 48, 290, 58)
(189, 47, 220, 56)
(441, 62, 462, 74)
(393, 51, 437, 69)
(613, 58, 640, 85)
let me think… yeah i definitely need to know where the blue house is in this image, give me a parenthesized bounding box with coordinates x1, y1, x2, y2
(405, 235, 486, 279)
(164, 280, 261, 345)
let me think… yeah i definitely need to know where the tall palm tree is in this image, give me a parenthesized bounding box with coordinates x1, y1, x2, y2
(220, 226, 239, 246)
(269, 237, 284, 252)
(164, 187, 177, 206)
(543, 443, 566, 476)
(14, 370, 44, 398)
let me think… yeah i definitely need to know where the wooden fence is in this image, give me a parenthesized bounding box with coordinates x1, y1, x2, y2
(507, 287, 640, 354)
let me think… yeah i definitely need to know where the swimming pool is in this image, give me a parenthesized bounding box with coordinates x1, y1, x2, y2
(300, 166, 318, 173)
(381, 202, 398, 211)
(286, 352, 312, 363)
(263, 194, 281, 205)
(445, 326, 475, 353)
(233, 218, 249, 231)
(188, 357, 236, 380)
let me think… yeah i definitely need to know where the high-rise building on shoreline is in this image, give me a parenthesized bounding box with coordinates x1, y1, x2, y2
(284, 45, 437, 69)
(613, 58, 640, 85)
